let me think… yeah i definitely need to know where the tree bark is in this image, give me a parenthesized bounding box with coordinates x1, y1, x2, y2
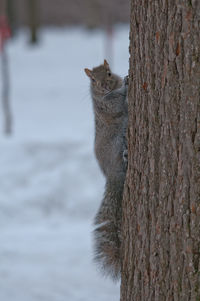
(121, 1, 200, 300)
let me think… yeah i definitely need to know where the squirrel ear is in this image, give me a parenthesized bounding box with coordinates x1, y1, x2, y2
(84, 68, 92, 78)
(104, 59, 109, 68)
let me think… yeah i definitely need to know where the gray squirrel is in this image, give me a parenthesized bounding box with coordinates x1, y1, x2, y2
(84, 60, 128, 280)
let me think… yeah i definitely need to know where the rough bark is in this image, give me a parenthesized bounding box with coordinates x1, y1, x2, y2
(121, 1, 200, 300)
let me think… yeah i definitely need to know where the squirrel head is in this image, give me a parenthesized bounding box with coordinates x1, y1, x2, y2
(84, 60, 122, 96)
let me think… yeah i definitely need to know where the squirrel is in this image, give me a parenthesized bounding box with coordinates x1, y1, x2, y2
(84, 59, 128, 280)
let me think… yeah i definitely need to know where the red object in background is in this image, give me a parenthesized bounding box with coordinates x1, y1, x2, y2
(0, 15, 11, 51)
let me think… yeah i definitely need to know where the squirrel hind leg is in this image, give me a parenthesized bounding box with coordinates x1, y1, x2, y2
(93, 222, 121, 281)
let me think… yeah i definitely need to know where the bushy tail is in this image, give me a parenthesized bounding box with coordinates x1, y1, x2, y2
(93, 178, 124, 280)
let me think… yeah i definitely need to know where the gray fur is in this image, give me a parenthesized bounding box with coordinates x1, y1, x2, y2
(85, 62, 128, 279)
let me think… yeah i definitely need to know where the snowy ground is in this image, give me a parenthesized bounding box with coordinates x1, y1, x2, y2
(0, 26, 129, 301)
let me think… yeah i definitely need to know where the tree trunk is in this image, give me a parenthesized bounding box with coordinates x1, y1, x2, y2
(0, 0, 12, 135)
(7, 0, 16, 36)
(104, 23, 114, 67)
(1, 44, 12, 135)
(28, 0, 38, 44)
(121, 1, 200, 301)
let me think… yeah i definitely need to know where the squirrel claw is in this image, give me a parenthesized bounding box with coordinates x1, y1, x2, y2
(124, 75, 129, 86)
(123, 149, 128, 169)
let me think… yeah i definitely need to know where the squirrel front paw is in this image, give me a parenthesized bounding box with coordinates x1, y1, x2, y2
(124, 75, 129, 86)
(123, 76, 129, 104)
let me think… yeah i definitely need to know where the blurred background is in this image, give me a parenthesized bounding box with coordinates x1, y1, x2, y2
(0, 1, 129, 300)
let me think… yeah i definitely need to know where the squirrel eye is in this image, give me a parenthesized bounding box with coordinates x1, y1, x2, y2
(108, 72, 111, 76)
(92, 78, 96, 83)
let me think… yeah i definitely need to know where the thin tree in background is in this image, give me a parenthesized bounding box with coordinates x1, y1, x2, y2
(7, 0, 16, 36)
(103, 2, 114, 67)
(0, 0, 12, 135)
(28, 0, 38, 44)
(121, 1, 200, 300)
(85, 0, 114, 67)
(104, 17, 114, 67)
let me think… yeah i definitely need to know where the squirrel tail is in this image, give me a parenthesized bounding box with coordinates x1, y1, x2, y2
(93, 178, 124, 280)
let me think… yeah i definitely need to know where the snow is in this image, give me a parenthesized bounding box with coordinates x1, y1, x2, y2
(0, 26, 129, 301)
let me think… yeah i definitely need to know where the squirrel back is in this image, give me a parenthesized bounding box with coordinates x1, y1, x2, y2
(85, 60, 128, 279)
(85, 60, 127, 177)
